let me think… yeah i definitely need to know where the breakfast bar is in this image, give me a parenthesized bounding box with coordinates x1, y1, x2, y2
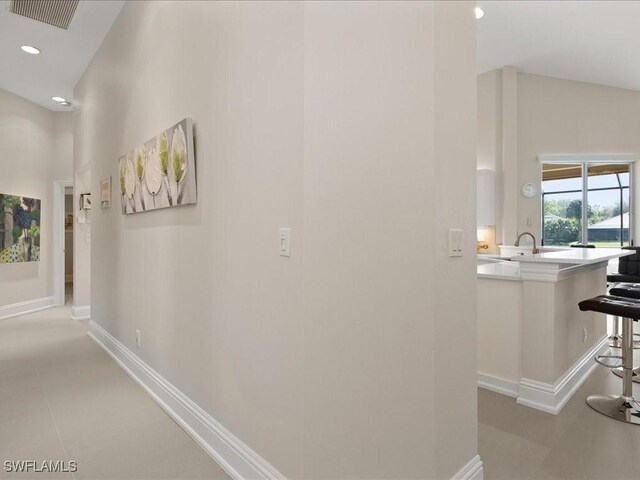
(477, 248, 633, 414)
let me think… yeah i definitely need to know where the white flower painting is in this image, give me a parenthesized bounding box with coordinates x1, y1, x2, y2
(118, 118, 196, 214)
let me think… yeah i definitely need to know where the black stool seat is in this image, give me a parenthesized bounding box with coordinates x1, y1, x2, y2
(607, 274, 640, 283)
(607, 246, 640, 284)
(607, 284, 640, 383)
(579, 293, 640, 424)
(578, 295, 640, 320)
(610, 284, 640, 299)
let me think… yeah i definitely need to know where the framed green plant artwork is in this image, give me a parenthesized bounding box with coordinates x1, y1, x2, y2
(0, 194, 41, 263)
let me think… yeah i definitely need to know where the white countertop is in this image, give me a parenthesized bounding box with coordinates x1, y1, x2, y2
(511, 248, 633, 265)
(477, 261, 521, 281)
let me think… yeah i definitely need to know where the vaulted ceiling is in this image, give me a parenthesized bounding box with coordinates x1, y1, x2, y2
(0, 0, 124, 111)
(3, 1, 640, 112)
(477, 0, 640, 92)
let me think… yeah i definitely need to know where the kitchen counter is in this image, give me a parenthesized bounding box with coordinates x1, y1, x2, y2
(512, 247, 633, 265)
(477, 261, 520, 281)
(476, 248, 631, 415)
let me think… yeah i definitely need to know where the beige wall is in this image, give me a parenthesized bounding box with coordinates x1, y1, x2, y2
(75, 1, 478, 478)
(478, 278, 522, 385)
(72, 87, 92, 309)
(477, 70, 501, 173)
(478, 69, 640, 245)
(518, 73, 640, 242)
(54, 112, 74, 181)
(0, 89, 72, 308)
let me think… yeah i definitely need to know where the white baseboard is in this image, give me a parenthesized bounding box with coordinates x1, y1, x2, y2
(478, 373, 519, 398)
(87, 320, 284, 480)
(452, 455, 483, 480)
(0, 296, 55, 320)
(517, 335, 608, 415)
(71, 305, 91, 321)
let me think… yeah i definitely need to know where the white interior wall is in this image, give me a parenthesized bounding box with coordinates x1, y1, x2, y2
(477, 71, 501, 173)
(0, 89, 72, 308)
(518, 73, 640, 243)
(478, 69, 640, 245)
(433, 3, 478, 475)
(54, 112, 74, 181)
(72, 95, 92, 311)
(75, 1, 478, 478)
(477, 278, 522, 385)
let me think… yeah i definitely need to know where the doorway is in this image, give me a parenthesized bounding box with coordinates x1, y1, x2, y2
(64, 187, 73, 303)
(53, 180, 74, 307)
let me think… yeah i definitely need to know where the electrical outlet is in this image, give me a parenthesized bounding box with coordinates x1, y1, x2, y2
(136, 329, 141, 348)
(583, 328, 588, 344)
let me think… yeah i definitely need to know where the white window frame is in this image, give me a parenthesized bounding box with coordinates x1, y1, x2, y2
(537, 154, 637, 246)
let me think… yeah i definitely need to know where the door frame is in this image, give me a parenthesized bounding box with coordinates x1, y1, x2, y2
(53, 180, 73, 306)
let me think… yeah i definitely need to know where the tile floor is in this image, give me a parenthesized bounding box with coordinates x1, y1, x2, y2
(479, 365, 640, 479)
(4, 295, 639, 480)
(0, 299, 230, 480)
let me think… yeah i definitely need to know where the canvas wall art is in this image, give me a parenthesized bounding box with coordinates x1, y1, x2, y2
(0, 194, 41, 263)
(119, 118, 196, 214)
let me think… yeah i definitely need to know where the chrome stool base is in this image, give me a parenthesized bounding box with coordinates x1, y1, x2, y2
(586, 394, 640, 425)
(609, 334, 640, 349)
(609, 334, 623, 348)
(609, 314, 622, 347)
(612, 367, 640, 383)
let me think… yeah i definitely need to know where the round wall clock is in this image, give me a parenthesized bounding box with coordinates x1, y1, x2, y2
(521, 182, 537, 198)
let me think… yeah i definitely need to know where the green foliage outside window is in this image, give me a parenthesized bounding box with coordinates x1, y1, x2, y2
(543, 218, 580, 245)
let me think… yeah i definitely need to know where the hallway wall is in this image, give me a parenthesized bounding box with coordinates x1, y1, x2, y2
(54, 113, 74, 181)
(75, 1, 478, 478)
(0, 89, 72, 310)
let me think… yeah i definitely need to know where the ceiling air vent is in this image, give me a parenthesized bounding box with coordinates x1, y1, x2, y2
(10, 0, 79, 30)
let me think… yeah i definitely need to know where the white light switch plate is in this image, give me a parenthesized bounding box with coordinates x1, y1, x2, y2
(448, 228, 463, 257)
(279, 228, 291, 257)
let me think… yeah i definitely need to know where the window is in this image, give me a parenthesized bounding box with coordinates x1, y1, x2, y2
(542, 162, 632, 247)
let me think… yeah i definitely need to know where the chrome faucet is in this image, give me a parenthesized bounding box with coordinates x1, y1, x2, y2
(515, 232, 540, 254)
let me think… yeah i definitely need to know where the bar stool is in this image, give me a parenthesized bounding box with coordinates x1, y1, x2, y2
(579, 295, 640, 425)
(607, 247, 640, 348)
(609, 283, 640, 383)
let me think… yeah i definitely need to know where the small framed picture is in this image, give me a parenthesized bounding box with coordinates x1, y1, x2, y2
(80, 193, 92, 210)
(101, 176, 112, 209)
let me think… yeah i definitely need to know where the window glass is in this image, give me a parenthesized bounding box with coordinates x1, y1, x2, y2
(543, 177, 582, 194)
(587, 165, 630, 246)
(543, 191, 582, 245)
(542, 162, 631, 247)
(588, 173, 619, 189)
(619, 172, 630, 187)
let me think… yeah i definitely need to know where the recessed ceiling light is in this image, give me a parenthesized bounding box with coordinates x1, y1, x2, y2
(475, 7, 485, 19)
(60, 101, 71, 107)
(20, 45, 41, 55)
(51, 96, 66, 103)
